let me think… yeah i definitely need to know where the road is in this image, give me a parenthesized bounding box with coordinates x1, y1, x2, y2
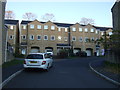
(3, 57, 117, 88)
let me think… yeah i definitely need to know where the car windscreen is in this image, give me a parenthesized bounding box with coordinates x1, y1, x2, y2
(26, 54, 43, 59)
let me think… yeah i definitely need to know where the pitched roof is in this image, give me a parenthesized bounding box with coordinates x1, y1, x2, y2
(5, 19, 19, 25)
(94, 26, 113, 31)
(21, 20, 113, 30)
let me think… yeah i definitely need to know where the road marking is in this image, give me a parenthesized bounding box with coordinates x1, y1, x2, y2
(0, 69, 23, 89)
(89, 61, 120, 86)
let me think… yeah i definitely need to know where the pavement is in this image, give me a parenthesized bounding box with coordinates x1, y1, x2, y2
(1, 57, 120, 88)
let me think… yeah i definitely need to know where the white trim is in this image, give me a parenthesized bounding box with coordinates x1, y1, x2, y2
(44, 35, 48, 40)
(51, 25, 55, 30)
(44, 25, 48, 30)
(29, 35, 34, 40)
(37, 35, 41, 40)
(72, 36, 76, 41)
(30, 24, 34, 29)
(51, 35, 55, 40)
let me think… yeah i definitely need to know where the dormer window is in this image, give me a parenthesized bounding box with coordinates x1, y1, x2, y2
(85, 28, 88, 32)
(44, 25, 48, 30)
(30, 24, 34, 29)
(37, 25, 41, 29)
(51, 26, 55, 30)
(72, 27, 76, 32)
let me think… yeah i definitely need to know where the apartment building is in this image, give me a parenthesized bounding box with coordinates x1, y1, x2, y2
(20, 19, 113, 56)
(5, 19, 19, 54)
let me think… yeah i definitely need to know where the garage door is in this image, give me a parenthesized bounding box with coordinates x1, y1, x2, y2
(30, 48, 39, 53)
(86, 50, 91, 56)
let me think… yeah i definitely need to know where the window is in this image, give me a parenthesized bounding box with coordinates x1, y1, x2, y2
(58, 36, 62, 41)
(23, 25, 26, 29)
(101, 32, 104, 35)
(64, 37, 68, 41)
(84, 37, 89, 42)
(21, 35, 26, 40)
(79, 37, 83, 42)
(109, 32, 113, 35)
(85, 28, 88, 32)
(37, 35, 41, 40)
(37, 25, 41, 29)
(10, 26, 14, 30)
(91, 37, 95, 41)
(44, 35, 48, 40)
(30, 24, 34, 29)
(72, 27, 76, 32)
(44, 25, 48, 30)
(65, 28, 68, 32)
(96, 30, 98, 34)
(30, 35, 34, 40)
(51, 35, 55, 40)
(72, 36, 76, 41)
(51, 26, 55, 30)
(58, 27, 61, 31)
(91, 28, 94, 32)
(79, 28, 82, 32)
(9, 35, 14, 40)
(26, 54, 43, 59)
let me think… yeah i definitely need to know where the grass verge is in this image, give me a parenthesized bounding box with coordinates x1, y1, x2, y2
(2, 59, 24, 68)
(104, 61, 120, 74)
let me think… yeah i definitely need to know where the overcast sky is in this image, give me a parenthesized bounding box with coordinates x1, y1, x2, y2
(6, 0, 115, 27)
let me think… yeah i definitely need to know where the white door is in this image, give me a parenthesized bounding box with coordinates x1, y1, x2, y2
(86, 50, 91, 56)
(22, 49, 26, 55)
(30, 48, 39, 53)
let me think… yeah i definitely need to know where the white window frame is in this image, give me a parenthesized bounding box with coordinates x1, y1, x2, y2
(96, 30, 98, 34)
(109, 32, 113, 35)
(30, 24, 34, 29)
(51, 35, 55, 40)
(79, 28, 82, 32)
(23, 25, 26, 30)
(90, 28, 94, 32)
(44, 35, 48, 40)
(91, 37, 95, 41)
(85, 28, 88, 32)
(21, 35, 26, 40)
(65, 28, 68, 32)
(30, 35, 34, 40)
(44, 25, 48, 30)
(9, 35, 14, 40)
(37, 35, 41, 40)
(51, 26, 55, 30)
(84, 37, 89, 42)
(72, 27, 76, 32)
(64, 37, 68, 41)
(58, 27, 61, 31)
(37, 25, 42, 29)
(10, 25, 14, 30)
(72, 36, 76, 41)
(58, 36, 62, 41)
(79, 37, 83, 42)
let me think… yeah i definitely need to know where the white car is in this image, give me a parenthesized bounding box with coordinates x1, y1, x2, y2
(23, 53, 53, 71)
(45, 49, 53, 56)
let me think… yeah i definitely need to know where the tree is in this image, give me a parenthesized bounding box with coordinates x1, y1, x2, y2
(5, 10, 15, 19)
(41, 13, 55, 22)
(22, 12, 37, 21)
(80, 17, 95, 25)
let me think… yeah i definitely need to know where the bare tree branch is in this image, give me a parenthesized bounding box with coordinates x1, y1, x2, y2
(22, 12, 37, 21)
(80, 17, 95, 25)
(5, 10, 15, 19)
(41, 13, 55, 22)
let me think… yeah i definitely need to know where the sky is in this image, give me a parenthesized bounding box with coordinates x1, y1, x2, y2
(5, 0, 115, 27)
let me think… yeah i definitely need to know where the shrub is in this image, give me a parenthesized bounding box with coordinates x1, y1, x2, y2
(57, 49, 68, 59)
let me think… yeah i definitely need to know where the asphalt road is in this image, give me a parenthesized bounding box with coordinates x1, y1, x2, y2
(3, 57, 118, 88)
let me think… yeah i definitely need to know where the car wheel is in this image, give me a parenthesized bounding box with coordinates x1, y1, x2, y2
(45, 64, 49, 72)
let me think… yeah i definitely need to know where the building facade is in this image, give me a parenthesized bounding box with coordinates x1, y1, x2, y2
(20, 19, 113, 56)
(5, 20, 19, 54)
(111, 0, 120, 31)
